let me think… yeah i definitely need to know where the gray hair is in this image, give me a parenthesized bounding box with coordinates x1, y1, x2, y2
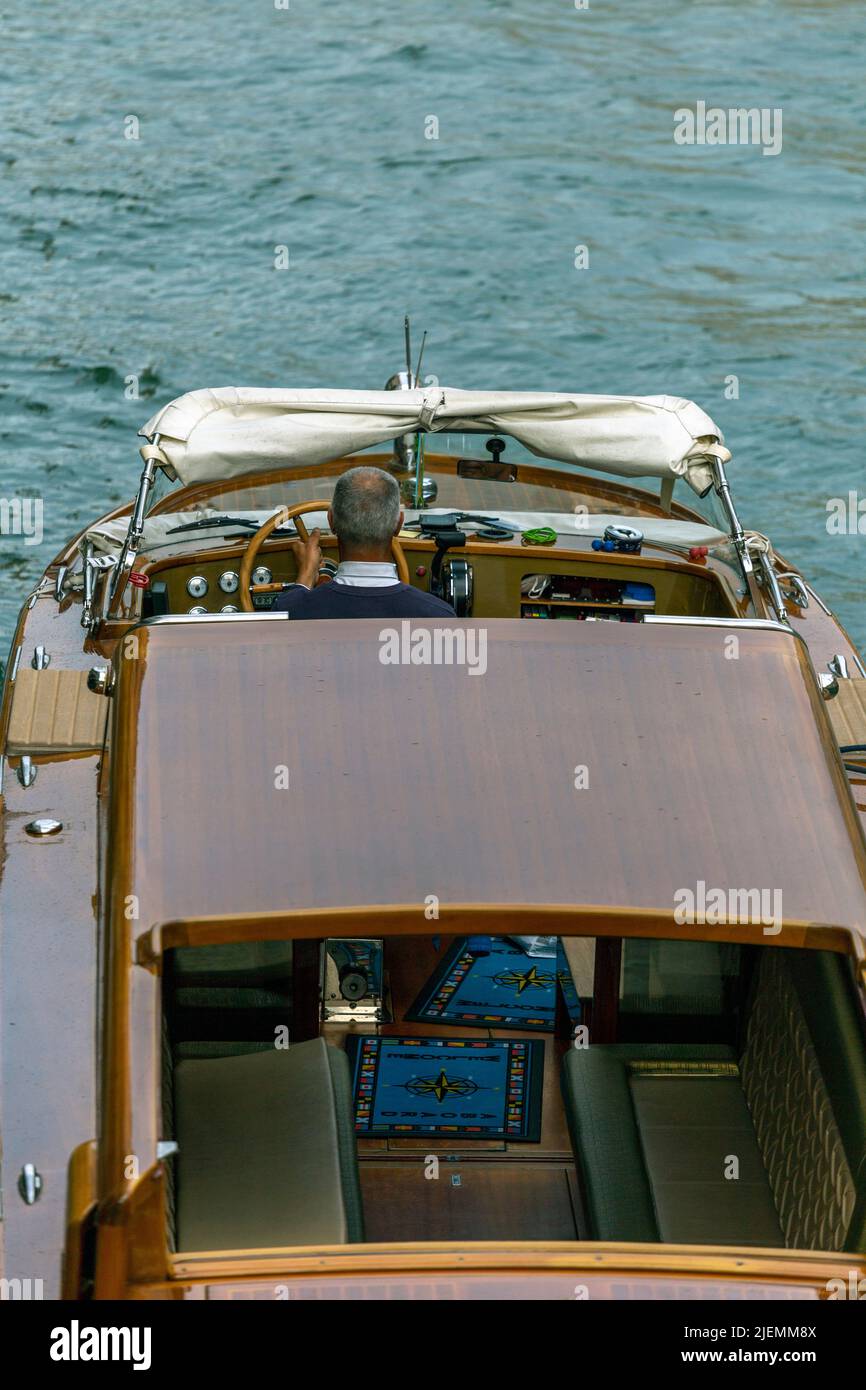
(331, 466, 400, 548)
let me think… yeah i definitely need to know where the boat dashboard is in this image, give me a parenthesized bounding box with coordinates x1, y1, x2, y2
(136, 532, 737, 623)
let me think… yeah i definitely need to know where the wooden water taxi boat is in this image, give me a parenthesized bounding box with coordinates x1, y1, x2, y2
(2, 380, 865, 1301)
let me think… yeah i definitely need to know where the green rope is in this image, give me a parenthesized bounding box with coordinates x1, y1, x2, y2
(521, 526, 557, 547)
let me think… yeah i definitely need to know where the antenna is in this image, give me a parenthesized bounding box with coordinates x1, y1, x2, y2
(414, 330, 427, 389)
(388, 319, 437, 508)
(404, 316, 412, 382)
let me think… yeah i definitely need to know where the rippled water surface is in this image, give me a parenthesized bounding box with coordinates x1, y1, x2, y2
(1, 0, 864, 653)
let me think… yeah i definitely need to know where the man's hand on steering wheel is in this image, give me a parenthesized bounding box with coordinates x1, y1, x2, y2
(239, 498, 408, 612)
(290, 527, 322, 588)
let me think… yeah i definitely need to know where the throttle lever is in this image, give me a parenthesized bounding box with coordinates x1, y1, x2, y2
(429, 527, 466, 598)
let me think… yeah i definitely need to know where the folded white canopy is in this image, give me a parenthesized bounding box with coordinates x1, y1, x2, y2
(140, 387, 730, 495)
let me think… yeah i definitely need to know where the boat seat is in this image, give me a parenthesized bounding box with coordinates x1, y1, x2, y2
(561, 949, 866, 1251)
(173, 1038, 364, 1251)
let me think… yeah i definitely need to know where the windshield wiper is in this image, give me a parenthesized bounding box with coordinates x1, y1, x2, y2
(405, 512, 521, 532)
(167, 515, 258, 534)
(167, 515, 298, 536)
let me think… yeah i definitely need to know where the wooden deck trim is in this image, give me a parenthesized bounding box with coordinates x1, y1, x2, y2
(135, 907, 861, 968)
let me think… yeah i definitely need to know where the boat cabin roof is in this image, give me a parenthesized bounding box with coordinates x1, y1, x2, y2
(109, 616, 866, 957)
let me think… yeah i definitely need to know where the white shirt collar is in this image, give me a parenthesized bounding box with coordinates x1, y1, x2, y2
(333, 560, 400, 588)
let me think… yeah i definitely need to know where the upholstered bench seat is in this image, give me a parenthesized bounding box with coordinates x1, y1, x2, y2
(561, 949, 866, 1252)
(561, 1043, 783, 1244)
(630, 1070, 784, 1246)
(174, 1038, 364, 1251)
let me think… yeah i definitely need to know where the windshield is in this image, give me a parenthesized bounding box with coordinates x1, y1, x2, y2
(145, 436, 730, 535)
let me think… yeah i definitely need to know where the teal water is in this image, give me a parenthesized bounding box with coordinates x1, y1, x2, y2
(1, 0, 864, 655)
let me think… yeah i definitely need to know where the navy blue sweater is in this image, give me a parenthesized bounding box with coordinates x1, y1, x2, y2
(273, 581, 456, 620)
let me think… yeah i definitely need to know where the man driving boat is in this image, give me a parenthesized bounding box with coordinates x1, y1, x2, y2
(275, 466, 456, 619)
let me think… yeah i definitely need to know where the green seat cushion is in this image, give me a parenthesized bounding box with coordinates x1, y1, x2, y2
(175, 1038, 363, 1251)
(630, 1073, 783, 1247)
(561, 1043, 736, 1243)
(564, 949, 866, 1254)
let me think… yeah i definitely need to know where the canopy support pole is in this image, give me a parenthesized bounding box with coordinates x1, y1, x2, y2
(714, 458, 787, 625)
(107, 439, 161, 614)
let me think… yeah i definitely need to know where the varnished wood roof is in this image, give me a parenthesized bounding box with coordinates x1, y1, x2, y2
(107, 617, 866, 950)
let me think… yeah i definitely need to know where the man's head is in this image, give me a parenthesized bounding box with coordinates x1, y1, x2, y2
(328, 466, 404, 561)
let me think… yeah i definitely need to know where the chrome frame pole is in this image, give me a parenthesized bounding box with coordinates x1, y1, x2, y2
(714, 457, 751, 574)
(80, 538, 95, 630)
(714, 457, 788, 625)
(109, 436, 161, 604)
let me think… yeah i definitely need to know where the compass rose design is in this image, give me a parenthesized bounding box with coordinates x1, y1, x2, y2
(493, 964, 556, 995)
(405, 1068, 479, 1103)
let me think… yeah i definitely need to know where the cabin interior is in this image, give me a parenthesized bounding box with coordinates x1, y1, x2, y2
(158, 932, 866, 1260)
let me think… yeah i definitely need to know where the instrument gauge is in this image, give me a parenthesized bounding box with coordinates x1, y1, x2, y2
(187, 605, 208, 616)
(220, 604, 239, 613)
(218, 570, 239, 594)
(186, 575, 208, 599)
(251, 565, 272, 587)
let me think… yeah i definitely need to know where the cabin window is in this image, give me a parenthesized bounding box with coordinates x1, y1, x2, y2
(154, 935, 865, 1259)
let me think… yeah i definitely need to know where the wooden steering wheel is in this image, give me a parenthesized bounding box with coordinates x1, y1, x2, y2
(238, 498, 410, 612)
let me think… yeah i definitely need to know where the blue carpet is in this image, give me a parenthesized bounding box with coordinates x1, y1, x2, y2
(346, 1034, 544, 1140)
(405, 936, 577, 1032)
